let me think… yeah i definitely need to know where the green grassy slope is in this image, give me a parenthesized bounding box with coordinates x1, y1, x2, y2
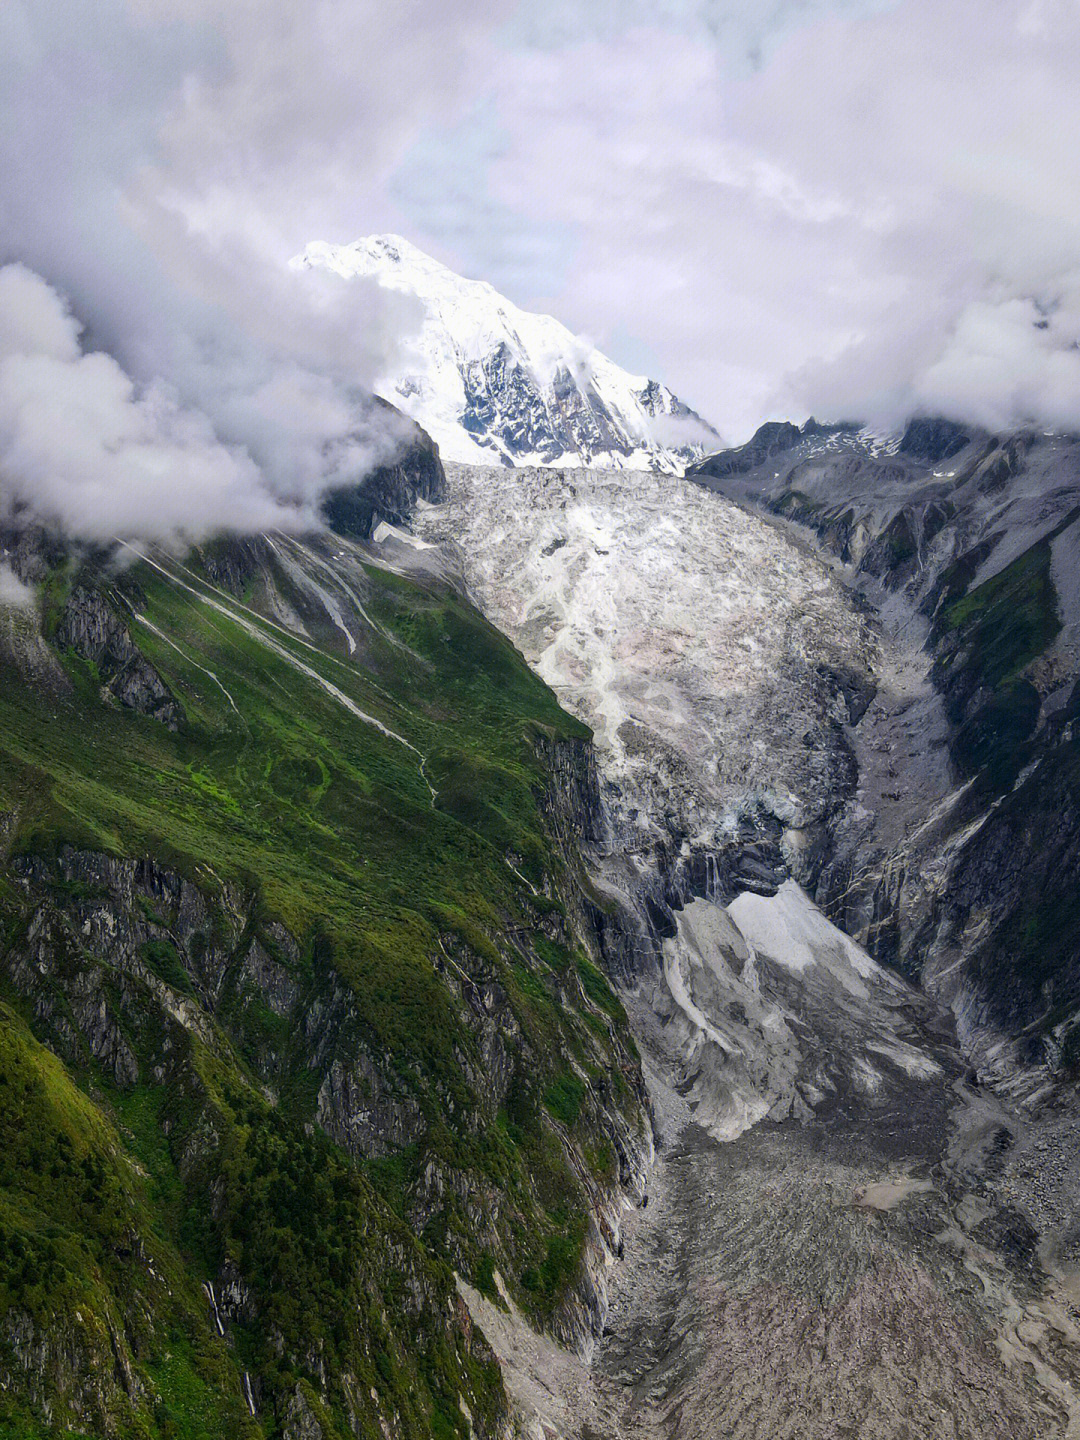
(0, 539, 643, 1439)
(932, 515, 1076, 789)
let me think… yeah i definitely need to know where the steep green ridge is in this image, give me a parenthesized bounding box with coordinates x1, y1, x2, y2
(932, 514, 1075, 789)
(929, 518, 1080, 1047)
(960, 691, 1080, 1055)
(0, 538, 644, 1439)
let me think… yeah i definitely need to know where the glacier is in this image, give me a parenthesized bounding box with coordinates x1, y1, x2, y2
(416, 460, 874, 853)
(400, 457, 1080, 1440)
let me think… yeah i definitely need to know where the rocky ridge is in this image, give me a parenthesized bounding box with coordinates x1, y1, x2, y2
(687, 418, 1080, 1083)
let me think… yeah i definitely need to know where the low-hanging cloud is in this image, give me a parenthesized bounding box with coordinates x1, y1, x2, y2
(0, 0, 497, 544)
(0, 562, 35, 610)
(3, 0, 1078, 499)
(393, 0, 1080, 441)
(0, 264, 303, 544)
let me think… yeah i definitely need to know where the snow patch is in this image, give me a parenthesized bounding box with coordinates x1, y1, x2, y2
(726, 881, 890, 999)
(372, 519, 434, 550)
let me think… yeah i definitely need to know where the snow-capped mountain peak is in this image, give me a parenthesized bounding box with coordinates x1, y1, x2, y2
(293, 234, 719, 470)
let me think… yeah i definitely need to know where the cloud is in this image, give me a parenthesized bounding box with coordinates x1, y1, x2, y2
(912, 296, 1080, 436)
(390, 0, 1080, 440)
(3, 0, 1077, 485)
(0, 264, 303, 544)
(0, 563, 35, 609)
(0, 0, 495, 543)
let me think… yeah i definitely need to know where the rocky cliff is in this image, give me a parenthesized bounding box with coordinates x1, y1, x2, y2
(320, 397, 446, 540)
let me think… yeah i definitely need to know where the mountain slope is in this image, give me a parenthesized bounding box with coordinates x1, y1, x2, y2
(687, 419, 1080, 1082)
(294, 236, 718, 471)
(0, 489, 649, 1437)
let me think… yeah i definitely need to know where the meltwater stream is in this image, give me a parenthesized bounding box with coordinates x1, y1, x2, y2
(412, 463, 1080, 1440)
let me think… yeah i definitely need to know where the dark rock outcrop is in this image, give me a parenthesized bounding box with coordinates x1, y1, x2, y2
(321, 399, 445, 539)
(195, 533, 273, 597)
(0, 521, 67, 587)
(687, 420, 808, 481)
(898, 416, 972, 464)
(55, 587, 184, 729)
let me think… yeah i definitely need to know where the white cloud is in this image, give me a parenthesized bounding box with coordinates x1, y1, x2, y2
(912, 295, 1080, 436)
(0, 0, 471, 541)
(397, 0, 1080, 439)
(0, 563, 35, 610)
(2, 0, 1078, 479)
(0, 264, 303, 544)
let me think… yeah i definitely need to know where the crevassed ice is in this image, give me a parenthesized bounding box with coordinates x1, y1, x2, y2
(417, 462, 876, 848)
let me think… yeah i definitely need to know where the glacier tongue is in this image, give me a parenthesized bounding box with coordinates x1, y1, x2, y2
(294, 235, 718, 470)
(655, 881, 943, 1147)
(416, 460, 875, 853)
(412, 460, 947, 1149)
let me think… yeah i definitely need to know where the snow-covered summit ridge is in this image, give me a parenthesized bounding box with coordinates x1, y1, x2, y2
(294, 234, 719, 470)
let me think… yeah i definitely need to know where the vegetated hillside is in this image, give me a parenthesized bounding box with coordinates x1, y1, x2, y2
(0, 505, 647, 1438)
(687, 419, 1080, 1075)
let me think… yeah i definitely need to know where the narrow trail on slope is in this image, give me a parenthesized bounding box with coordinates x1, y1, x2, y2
(274, 532, 419, 656)
(263, 535, 358, 655)
(114, 593, 247, 729)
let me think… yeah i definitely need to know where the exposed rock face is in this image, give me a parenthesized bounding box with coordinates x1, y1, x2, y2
(688, 418, 810, 479)
(282, 1387, 326, 1440)
(55, 586, 184, 729)
(320, 397, 446, 539)
(0, 520, 67, 587)
(314, 1053, 426, 1158)
(898, 415, 972, 463)
(195, 532, 274, 597)
(687, 420, 1080, 1080)
(457, 345, 714, 473)
(0, 1306, 147, 1440)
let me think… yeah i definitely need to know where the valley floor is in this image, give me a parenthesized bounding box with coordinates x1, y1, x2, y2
(596, 1024, 1080, 1440)
(463, 888, 1080, 1440)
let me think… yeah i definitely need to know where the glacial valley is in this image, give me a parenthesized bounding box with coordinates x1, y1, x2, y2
(409, 453, 1080, 1439)
(2, 417, 1078, 1440)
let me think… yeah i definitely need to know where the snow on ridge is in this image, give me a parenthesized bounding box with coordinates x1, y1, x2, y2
(293, 235, 718, 470)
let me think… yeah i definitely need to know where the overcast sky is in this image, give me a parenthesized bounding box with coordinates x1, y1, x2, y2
(1, 0, 1078, 540)
(388, 0, 1080, 438)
